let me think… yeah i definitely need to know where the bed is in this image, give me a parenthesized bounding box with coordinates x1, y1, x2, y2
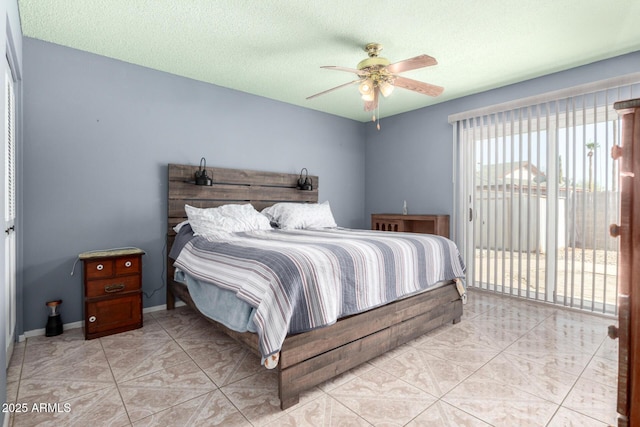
(166, 163, 465, 409)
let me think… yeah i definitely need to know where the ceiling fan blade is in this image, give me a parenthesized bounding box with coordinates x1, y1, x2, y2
(306, 79, 362, 100)
(364, 88, 379, 112)
(386, 54, 437, 74)
(320, 65, 367, 76)
(392, 75, 444, 97)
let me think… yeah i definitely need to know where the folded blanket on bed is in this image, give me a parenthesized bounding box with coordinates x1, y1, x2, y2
(173, 228, 466, 364)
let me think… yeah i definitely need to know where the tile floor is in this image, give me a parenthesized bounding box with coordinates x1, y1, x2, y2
(5, 289, 618, 426)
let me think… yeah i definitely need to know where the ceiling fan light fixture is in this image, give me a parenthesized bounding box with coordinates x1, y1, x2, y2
(361, 92, 375, 102)
(358, 79, 374, 96)
(379, 81, 394, 97)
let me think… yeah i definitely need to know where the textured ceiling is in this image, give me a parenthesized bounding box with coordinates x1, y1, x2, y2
(18, 0, 640, 122)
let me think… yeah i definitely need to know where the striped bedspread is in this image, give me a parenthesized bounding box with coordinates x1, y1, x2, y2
(173, 228, 466, 364)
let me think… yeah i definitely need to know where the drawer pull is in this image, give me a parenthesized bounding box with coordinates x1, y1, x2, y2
(610, 224, 621, 238)
(608, 325, 619, 340)
(104, 284, 125, 293)
(125, 261, 132, 268)
(96, 264, 104, 271)
(89, 316, 96, 323)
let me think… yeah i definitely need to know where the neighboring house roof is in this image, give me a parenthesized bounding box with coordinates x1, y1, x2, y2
(476, 162, 547, 187)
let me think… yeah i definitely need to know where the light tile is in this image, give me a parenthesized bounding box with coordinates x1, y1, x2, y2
(473, 353, 578, 404)
(547, 406, 608, 427)
(102, 337, 192, 382)
(378, 348, 475, 397)
(6, 380, 18, 404)
(415, 322, 503, 355)
(485, 298, 558, 320)
(563, 377, 617, 425)
(154, 307, 226, 341)
(104, 317, 172, 341)
(503, 347, 594, 377)
(264, 394, 371, 427)
(13, 385, 130, 427)
(7, 340, 25, 383)
(17, 376, 115, 406)
(176, 334, 259, 387)
(316, 362, 374, 392)
(118, 360, 216, 422)
(595, 335, 618, 362)
(24, 327, 86, 345)
(413, 329, 500, 371)
(132, 389, 250, 427)
(21, 338, 109, 381)
(328, 367, 437, 426)
(443, 374, 558, 427)
(460, 291, 504, 319)
(583, 355, 618, 387)
(220, 370, 284, 426)
(407, 401, 491, 427)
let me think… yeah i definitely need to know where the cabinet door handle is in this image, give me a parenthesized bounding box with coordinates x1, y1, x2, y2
(104, 284, 125, 293)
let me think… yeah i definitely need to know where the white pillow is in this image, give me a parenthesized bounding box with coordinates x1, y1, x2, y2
(173, 220, 190, 234)
(262, 201, 337, 230)
(185, 204, 272, 236)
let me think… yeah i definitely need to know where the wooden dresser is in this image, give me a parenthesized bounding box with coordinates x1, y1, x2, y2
(371, 214, 450, 238)
(80, 248, 144, 339)
(611, 98, 640, 427)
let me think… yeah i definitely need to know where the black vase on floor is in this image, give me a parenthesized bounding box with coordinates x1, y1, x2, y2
(45, 300, 63, 337)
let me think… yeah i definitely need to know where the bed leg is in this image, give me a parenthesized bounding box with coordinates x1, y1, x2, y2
(452, 316, 461, 324)
(166, 286, 175, 310)
(280, 395, 299, 410)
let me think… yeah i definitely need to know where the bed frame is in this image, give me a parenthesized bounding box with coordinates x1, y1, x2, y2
(166, 163, 463, 409)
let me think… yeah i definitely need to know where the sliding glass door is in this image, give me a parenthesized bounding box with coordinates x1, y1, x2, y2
(453, 82, 639, 315)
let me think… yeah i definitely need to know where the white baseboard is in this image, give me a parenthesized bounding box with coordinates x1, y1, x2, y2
(143, 300, 185, 314)
(19, 300, 186, 341)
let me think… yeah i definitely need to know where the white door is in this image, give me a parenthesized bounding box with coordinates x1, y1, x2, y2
(3, 55, 16, 365)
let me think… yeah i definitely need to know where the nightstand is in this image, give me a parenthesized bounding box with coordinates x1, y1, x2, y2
(80, 248, 144, 339)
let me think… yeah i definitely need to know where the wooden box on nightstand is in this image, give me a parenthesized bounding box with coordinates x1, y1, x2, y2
(80, 248, 145, 339)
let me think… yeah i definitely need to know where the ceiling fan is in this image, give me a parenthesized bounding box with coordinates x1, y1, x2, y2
(307, 43, 443, 128)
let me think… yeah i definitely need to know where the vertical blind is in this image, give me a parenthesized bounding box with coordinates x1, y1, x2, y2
(450, 74, 640, 315)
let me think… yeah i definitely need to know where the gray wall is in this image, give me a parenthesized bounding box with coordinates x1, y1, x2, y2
(21, 38, 365, 333)
(364, 51, 640, 237)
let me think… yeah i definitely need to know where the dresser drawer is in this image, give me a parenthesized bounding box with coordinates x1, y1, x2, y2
(85, 294, 142, 336)
(115, 256, 141, 275)
(85, 274, 141, 298)
(85, 259, 114, 279)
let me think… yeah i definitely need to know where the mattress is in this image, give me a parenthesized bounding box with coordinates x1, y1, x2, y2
(172, 227, 466, 364)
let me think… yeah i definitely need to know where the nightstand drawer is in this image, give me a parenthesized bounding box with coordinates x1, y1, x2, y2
(85, 294, 142, 336)
(85, 259, 114, 279)
(85, 275, 141, 298)
(115, 256, 141, 275)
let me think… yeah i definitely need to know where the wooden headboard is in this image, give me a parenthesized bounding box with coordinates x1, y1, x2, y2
(166, 163, 319, 307)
